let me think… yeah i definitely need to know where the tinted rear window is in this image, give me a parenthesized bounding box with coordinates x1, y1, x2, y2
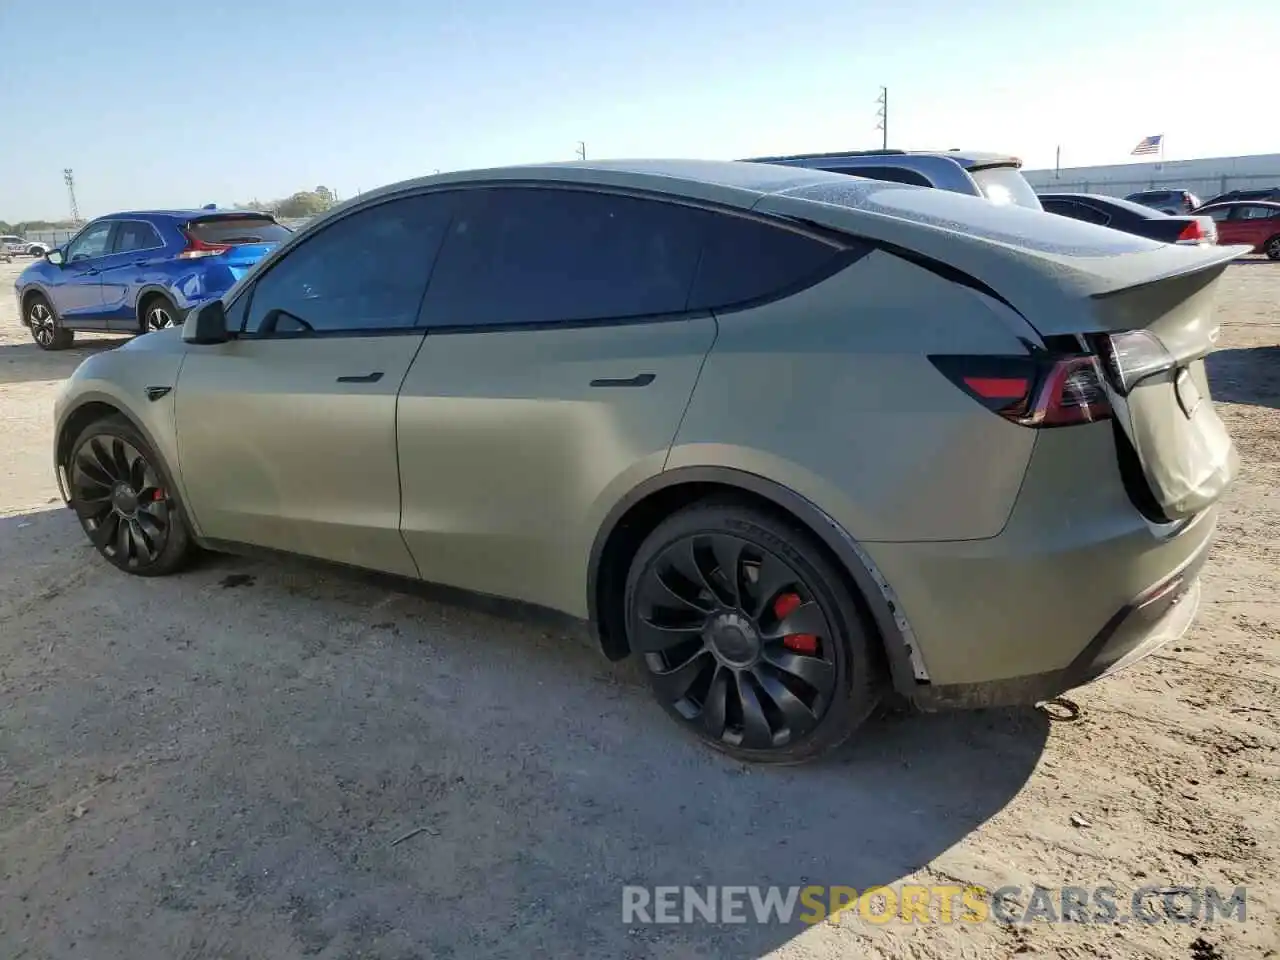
(779, 180, 1164, 256)
(186, 216, 291, 245)
(423, 187, 705, 327)
(968, 166, 1042, 210)
(823, 166, 932, 188)
(688, 215, 848, 310)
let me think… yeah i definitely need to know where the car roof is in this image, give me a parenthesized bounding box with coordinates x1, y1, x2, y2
(1198, 200, 1280, 209)
(99, 209, 277, 220)
(350, 158, 884, 213)
(737, 149, 1021, 169)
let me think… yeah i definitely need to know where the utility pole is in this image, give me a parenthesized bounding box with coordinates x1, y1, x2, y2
(63, 168, 80, 222)
(874, 87, 888, 150)
(575, 141, 587, 161)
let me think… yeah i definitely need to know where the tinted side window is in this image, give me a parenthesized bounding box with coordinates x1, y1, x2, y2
(1066, 202, 1110, 226)
(112, 220, 163, 253)
(1204, 206, 1234, 223)
(245, 193, 452, 334)
(688, 213, 846, 311)
(824, 165, 932, 188)
(66, 221, 114, 261)
(423, 187, 704, 327)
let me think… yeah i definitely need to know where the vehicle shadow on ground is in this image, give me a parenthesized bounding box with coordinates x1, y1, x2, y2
(0, 336, 132, 385)
(1206, 345, 1280, 410)
(0, 511, 1050, 960)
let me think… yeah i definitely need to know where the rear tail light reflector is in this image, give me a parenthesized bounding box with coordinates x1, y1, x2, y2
(1093, 330, 1176, 395)
(930, 353, 1112, 428)
(178, 231, 232, 259)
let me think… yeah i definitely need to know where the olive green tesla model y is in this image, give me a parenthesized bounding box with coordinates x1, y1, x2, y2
(51, 159, 1241, 763)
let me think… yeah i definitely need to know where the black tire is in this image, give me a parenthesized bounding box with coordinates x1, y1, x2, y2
(139, 294, 184, 333)
(67, 414, 195, 577)
(25, 293, 74, 350)
(1265, 236, 1280, 261)
(624, 499, 881, 764)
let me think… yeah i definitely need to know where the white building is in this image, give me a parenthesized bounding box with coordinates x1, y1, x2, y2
(1023, 153, 1280, 203)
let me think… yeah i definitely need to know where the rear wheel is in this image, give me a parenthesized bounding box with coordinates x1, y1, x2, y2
(140, 295, 182, 333)
(26, 294, 73, 350)
(1265, 236, 1280, 261)
(67, 415, 195, 577)
(625, 501, 880, 764)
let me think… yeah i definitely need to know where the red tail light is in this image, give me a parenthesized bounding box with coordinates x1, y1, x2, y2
(930, 353, 1113, 428)
(1177, 221, 1203, 243)
(177, 232, 232, 260)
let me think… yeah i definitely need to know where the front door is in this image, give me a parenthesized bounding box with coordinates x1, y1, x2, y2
(54, 219, 116, 322)
(173, 192, 455, 576)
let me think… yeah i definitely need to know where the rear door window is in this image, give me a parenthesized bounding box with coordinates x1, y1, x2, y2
(187, 216, 293, 246)
(1239, 205, 1280, 220)
(688, 214, 850, 310)
(422, 187, 705, 327)
(111, 220, 164, 253)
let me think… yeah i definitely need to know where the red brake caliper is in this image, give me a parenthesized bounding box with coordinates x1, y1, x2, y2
(773, 592, 819, 656)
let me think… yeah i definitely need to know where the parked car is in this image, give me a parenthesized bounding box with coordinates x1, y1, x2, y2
(1192, 201, 1280, 259)
(14, 210, 292, 349)
(1039, 193, 1216, 245)
(1200, 187, 1280, 207)
(51, 160, 1241, 763)
(1124, 189, 1201, 215)
(1, 234, 48, 258)
(740, 149, 1043, 209)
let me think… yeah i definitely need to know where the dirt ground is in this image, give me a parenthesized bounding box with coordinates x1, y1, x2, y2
(0, 257, 1276, 960)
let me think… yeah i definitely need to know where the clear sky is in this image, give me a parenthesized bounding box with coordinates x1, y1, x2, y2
(2, 0, 1275, 221)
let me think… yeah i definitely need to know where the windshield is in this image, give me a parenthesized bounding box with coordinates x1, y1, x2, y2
(186, 216, 292, 245)
(968, 165, 1042, 210)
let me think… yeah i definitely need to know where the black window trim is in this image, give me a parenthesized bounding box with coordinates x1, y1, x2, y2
(107, 218, 166, 256)
(230, 180, 865, 341)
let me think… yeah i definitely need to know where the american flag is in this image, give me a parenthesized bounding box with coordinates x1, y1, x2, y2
(1131, 134, 1163, 156)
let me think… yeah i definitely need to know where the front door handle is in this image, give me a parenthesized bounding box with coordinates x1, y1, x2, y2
(82, 268, 100, 276)
(336, 371, 384, 383)
(133, 259, 150, 266)
(589, 373, 655, 388)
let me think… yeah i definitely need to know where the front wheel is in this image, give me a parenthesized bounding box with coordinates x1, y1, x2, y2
(1265, 236, 1280, 261)
(26, 294, 73, 350)
(67, 415, 195, 576)
(625, 501, 881, 764)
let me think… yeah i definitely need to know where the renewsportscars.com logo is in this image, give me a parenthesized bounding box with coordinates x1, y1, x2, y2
(621, 884, 1249, 926)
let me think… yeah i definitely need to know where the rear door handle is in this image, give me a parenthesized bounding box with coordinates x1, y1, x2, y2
(82, 268, 100, 276)
(589, 373, 655, 388)
(336, 371, 384, 383)
(133, 259, 149, 266)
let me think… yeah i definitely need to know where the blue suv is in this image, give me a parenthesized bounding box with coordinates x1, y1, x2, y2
(14, 209, 290, 350)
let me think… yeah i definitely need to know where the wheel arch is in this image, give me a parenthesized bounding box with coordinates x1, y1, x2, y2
(54, 393, 197, 532)
(133, 285, 178, 322)
(587, 466, 928, 694)
(19, 283, 53, 326)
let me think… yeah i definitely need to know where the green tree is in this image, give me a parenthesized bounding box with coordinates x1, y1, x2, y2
(276, 191, 330, 219)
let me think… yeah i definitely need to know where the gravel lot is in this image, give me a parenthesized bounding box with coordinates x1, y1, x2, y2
(1, 258, 1277, 959)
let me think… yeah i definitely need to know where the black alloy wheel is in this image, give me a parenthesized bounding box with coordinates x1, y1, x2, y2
(627, 502, 879, 763)
(68, 417, 194, 576)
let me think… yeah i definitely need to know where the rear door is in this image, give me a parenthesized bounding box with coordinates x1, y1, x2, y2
(96, 218, 168, 330)
(1233, 204, 1280, 251)
(174, 193, 453, 575)
(396, 185, 718, 616)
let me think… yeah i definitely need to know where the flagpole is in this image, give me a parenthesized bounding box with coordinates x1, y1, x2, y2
(1055, 145, 1061, 179)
